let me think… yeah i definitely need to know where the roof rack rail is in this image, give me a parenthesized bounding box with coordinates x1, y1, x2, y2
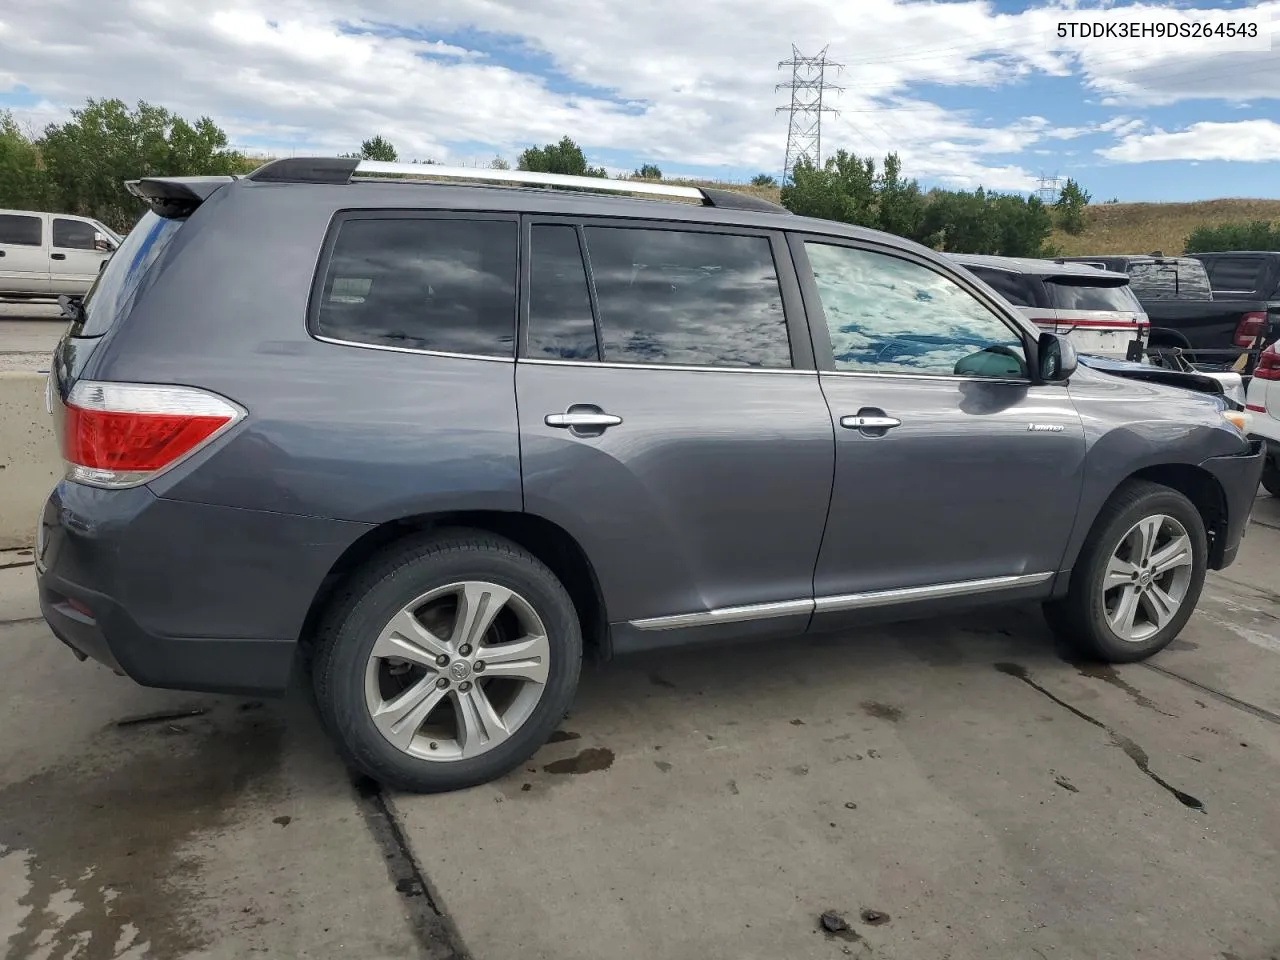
(243, 157, 790, 214)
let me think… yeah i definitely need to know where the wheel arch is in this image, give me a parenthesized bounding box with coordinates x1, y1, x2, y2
(1061, 462, 1229, 585)
(299, 510, 611, 661)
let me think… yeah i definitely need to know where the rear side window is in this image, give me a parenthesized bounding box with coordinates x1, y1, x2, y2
(1046, 279, 1140, 312)
(528, 225, 598, 361)
(315, 217, 518, 358)
(1205, 256, 1265, 295)
(583, 227, 791, 368)
(966, 267, 1033, 307)
(1127, 261, 1212, 301)
(53, 218, 97, 250)
(0, 214, 41, 246)
(75, 212, 183, 338)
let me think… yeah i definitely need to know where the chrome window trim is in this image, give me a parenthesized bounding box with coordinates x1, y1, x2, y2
(627, 572, 1053, 631)
(820, 369, 1032, 387)
(311, 334, 515, 363)
(520, 357, 814, 376)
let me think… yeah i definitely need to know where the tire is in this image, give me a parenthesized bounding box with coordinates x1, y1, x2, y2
(313, 530, 582, 793)
(1043, 480, 1208, 663)
(1263, 456, 1280, 497)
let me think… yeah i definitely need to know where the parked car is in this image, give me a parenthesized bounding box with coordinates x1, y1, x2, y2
(36, 159, 1265, 793)
(946, 254, 1149, 362)
(0, 209, 121, 300)
(1243, 341, 1280, 495)
(1057, 254, 1280, 375)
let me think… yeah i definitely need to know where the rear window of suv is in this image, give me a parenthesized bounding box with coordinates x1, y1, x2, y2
(74, 211, 183, 338)
(1045, 278, 1140, 313)
(314, 216, 518, 358)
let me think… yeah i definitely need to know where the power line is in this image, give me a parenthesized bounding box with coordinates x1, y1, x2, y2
(776, 45, 844, 182)
(1037, 173, 1062, 203)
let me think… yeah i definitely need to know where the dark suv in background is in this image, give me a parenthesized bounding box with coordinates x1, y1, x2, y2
(35, 159, 1265, 792)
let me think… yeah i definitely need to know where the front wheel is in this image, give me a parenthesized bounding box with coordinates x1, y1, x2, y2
(313, 531, 583, 793)
(1044, 480, 1207, 663)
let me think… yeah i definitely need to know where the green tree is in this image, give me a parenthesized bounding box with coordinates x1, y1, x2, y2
(781, 151, 878, 226)
(634, 163, 662, 180)
(355, 135, 398, 162)
(1185, 220, 1280, 253)
(0, 111, 47, 210)
(751, 173, 777, 187)
(489, 156, 510, 170)
(875, 152, 926, 241)
(40, 98, 244, 231)
(1054, 177, 1091, 235)
(517, 136, 607, 177)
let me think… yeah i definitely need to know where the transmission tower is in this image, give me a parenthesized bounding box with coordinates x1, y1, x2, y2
(1037, 173, 1062, 203)
(776, 45, 843, 183)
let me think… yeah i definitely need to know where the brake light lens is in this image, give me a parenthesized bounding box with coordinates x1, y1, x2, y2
(62, 381, 245, 488)
(1234, 312, 1267, 348)
(1255, 345, 1280, 382)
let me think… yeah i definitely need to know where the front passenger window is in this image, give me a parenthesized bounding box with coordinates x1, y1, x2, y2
(805, 243, 1028, 379)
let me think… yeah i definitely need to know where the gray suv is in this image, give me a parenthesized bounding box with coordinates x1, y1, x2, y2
(36, 158, 1265, 793)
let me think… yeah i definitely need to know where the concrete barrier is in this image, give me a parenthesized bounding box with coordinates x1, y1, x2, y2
(0, 372, 58, 549)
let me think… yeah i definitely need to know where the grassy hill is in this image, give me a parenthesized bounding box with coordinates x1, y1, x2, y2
(1049, 198, 1280, 257)
(686, 181, 1280, 257)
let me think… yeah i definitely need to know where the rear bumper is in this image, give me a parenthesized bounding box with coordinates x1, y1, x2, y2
(35, 481, 372, 696)
(1199, 439, 1267, 569)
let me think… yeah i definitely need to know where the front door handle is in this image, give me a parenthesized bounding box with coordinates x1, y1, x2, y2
(50, 253, 67, 261)
(840, 414, 901, 430)
(545, 405, 623, 438)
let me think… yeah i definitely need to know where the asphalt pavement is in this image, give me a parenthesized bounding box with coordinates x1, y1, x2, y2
(1, 497, 1278, 960)
(0, 301, 64, 373)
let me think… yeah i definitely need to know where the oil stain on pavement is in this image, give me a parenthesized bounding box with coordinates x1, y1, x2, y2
(0, 706, 285, 960)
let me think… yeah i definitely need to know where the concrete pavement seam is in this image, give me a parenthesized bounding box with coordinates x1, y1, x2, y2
(1140, 662, 1280, 726)
(352, 777, 471, 960)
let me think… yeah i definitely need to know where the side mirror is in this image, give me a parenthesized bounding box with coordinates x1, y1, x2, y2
(93, 232, 113, 253)
(1037, 332, 1077, 384)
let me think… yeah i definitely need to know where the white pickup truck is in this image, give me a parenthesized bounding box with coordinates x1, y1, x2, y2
(0, 209, 123, 300)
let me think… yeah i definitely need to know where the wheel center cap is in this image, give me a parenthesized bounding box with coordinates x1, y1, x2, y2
(1138, 571, 1153, 588)
(450, 661, 472, 682)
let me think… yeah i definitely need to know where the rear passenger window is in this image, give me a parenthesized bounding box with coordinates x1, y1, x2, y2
(53, 218, 96, 250)
(1046, 280, 1139, 312)
(0, 214, 41, 246)
(315, 218, 517, 358)
(1206, 257, 1264, 295)
(583, 227, 792, 368)
(529, 225, 598, 361)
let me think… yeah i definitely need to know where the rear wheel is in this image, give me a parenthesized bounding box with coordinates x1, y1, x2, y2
(1044, 480, 1207, 662)
(313, 531, 582, 793)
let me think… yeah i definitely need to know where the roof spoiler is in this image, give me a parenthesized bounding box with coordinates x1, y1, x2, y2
(243, 157, 791, 213)
(125, 176, 236, 219)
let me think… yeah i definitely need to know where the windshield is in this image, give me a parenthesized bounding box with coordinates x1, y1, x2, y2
(1046, 278, 1141, 313)
(72, 212, 183, 337)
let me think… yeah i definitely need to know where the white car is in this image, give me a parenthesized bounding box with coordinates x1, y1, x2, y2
(0, 209, 122, 300)
(948, 254, 1149, 362)
(1244, 341, 1280, 495)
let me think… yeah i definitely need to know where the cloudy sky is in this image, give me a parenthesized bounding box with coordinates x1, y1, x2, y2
(1, 0, 1278, 200)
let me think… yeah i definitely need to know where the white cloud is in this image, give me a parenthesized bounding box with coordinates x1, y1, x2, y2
(3, 0, 1273, 190)
(1099, 119, 1280, 163)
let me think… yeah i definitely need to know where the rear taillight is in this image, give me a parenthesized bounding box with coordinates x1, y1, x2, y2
(1234, 312, 1267, 348)
(1254, 345, 1280, 381)
(62, 381, 244, 488)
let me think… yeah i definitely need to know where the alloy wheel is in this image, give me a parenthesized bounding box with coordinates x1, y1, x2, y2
(1100, 514, 1195, 643)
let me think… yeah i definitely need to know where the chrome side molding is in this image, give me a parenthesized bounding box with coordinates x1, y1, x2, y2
(628, 572, 1053, 631)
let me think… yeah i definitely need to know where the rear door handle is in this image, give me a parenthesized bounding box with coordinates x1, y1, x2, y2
(545, 412, 623, 429)
(840, 415, 901, 430)
(51, 253, 66, 261)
